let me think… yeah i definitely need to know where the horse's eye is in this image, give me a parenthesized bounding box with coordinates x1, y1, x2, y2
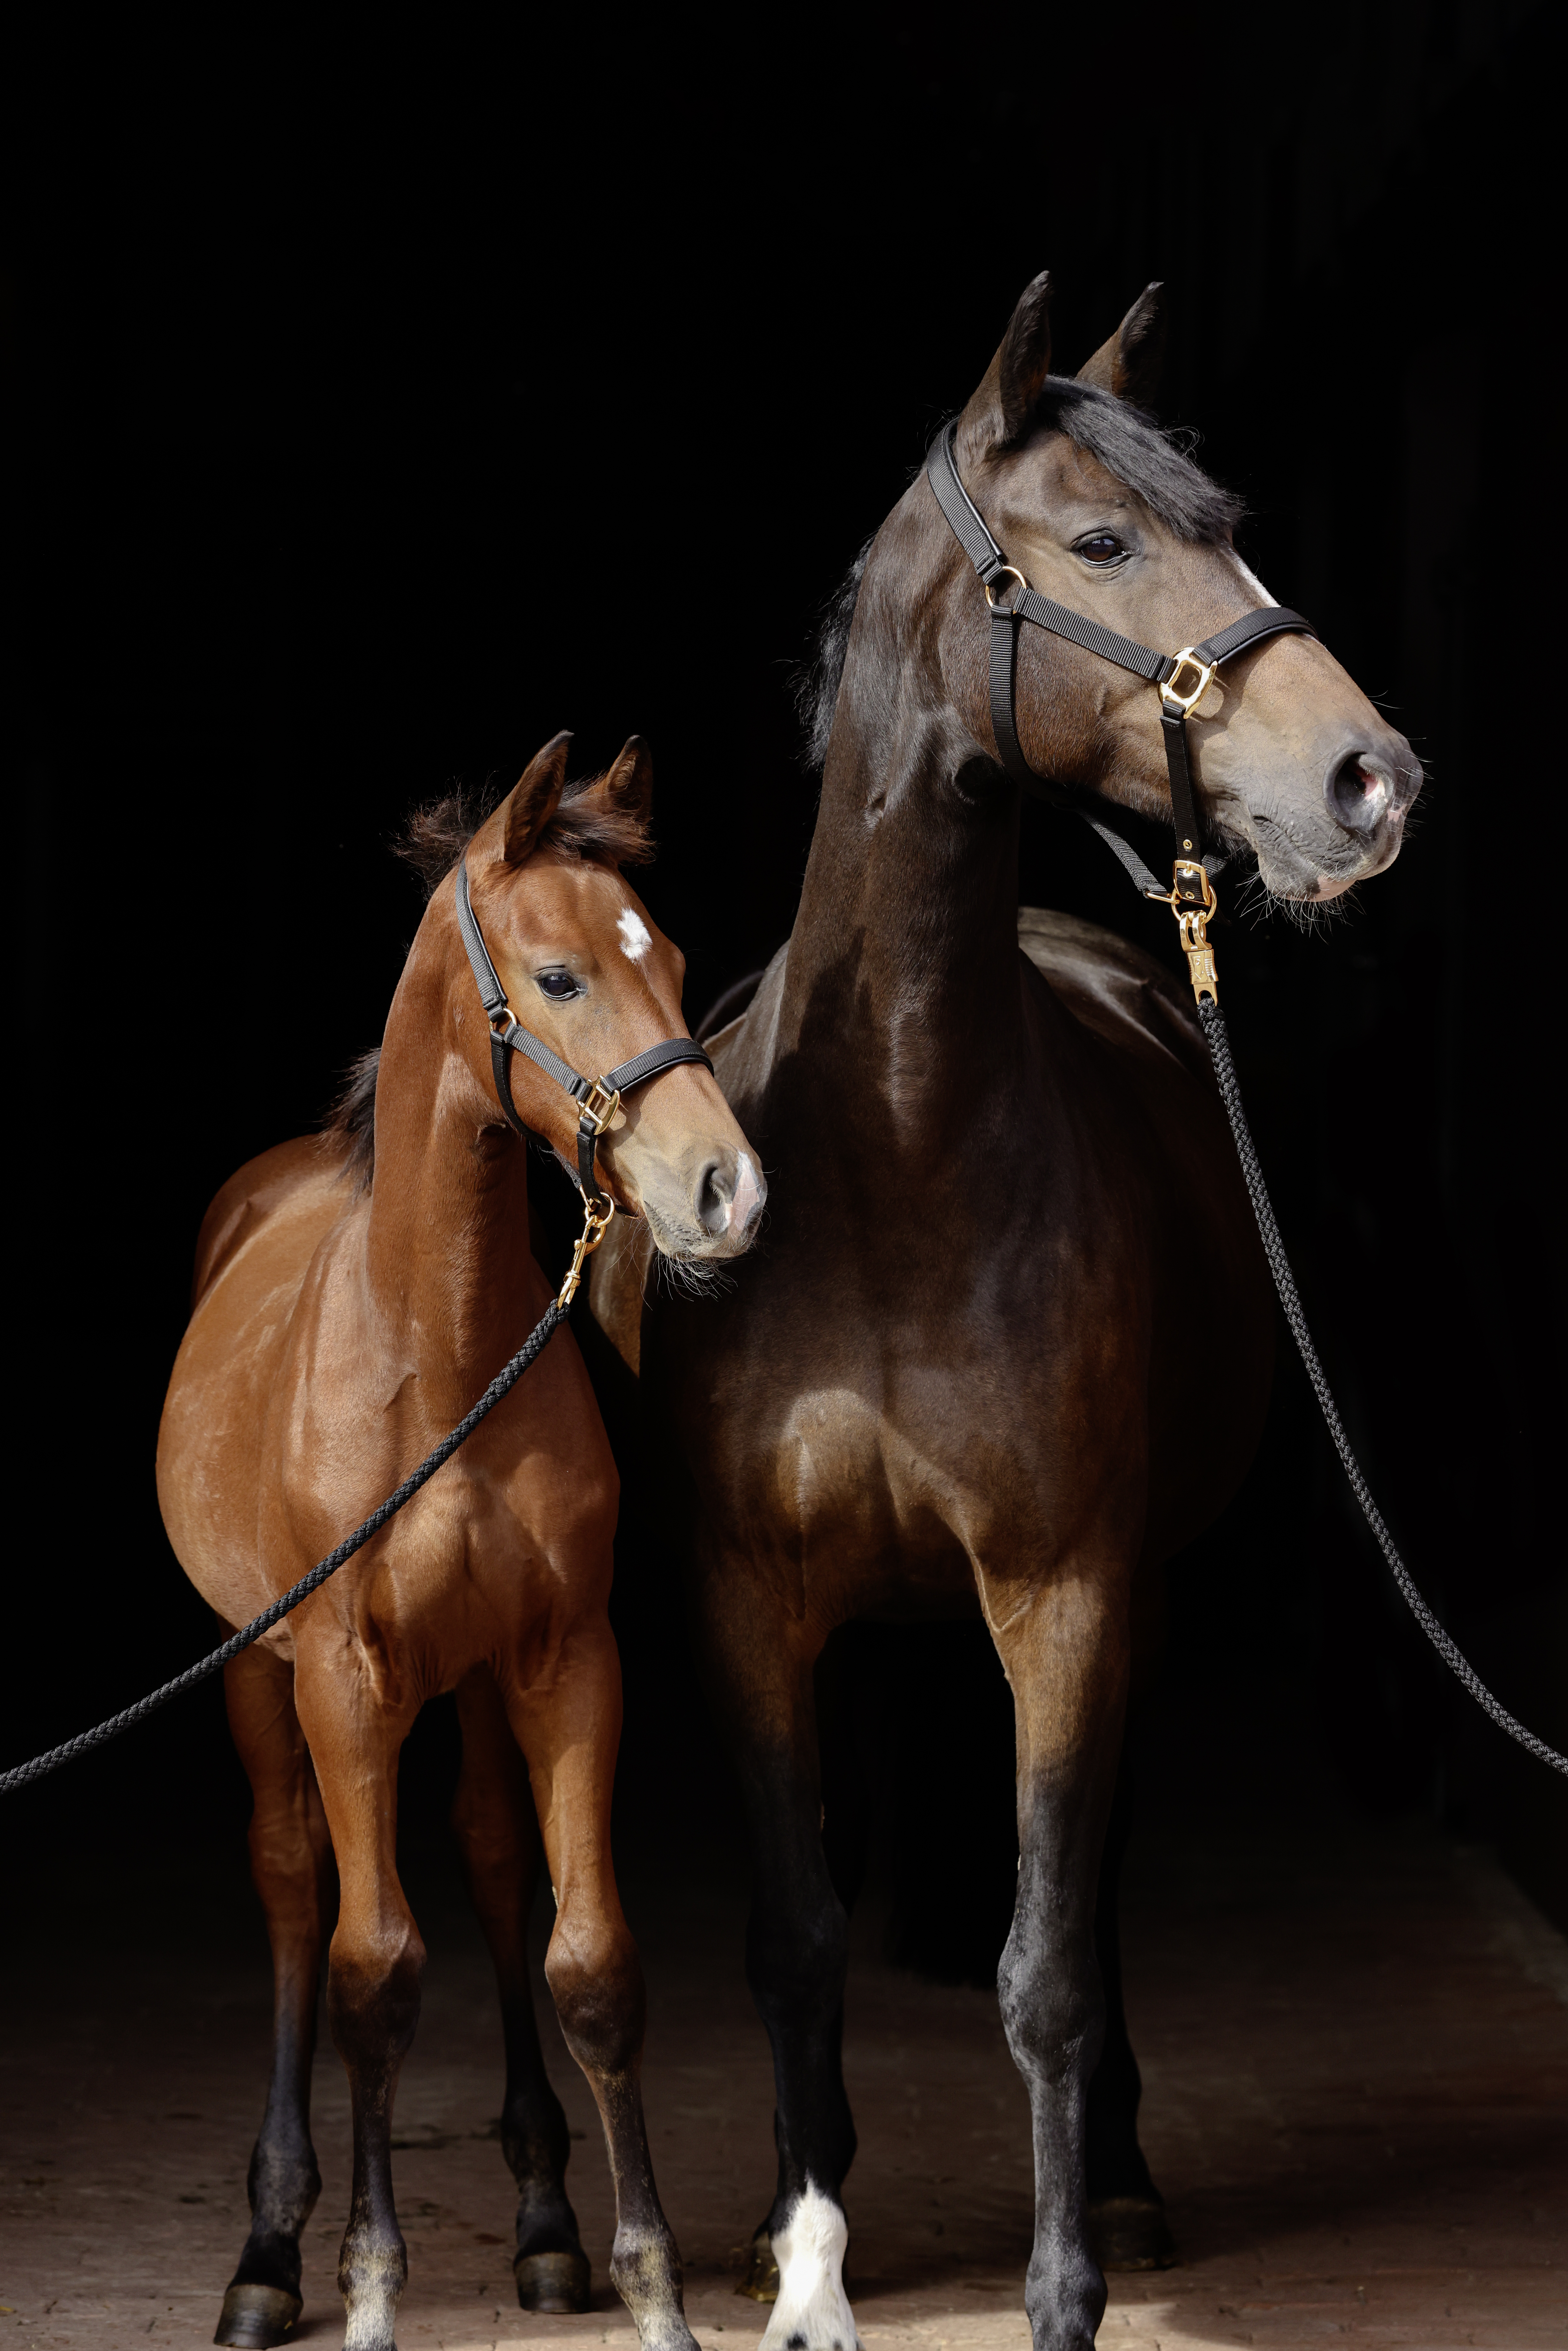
(536, 970, 580, 1001)
(1076, 532, 1126, 565)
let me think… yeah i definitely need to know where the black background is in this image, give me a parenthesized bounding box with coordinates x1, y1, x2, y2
(11, 3, 1563, 1930)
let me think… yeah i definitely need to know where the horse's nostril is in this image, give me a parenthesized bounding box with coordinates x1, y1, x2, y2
(1327, 752, 1393, 834)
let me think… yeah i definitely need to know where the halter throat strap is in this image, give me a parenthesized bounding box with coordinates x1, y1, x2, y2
(925, 421, 1318, 898)
(454, 856, 713, 1207)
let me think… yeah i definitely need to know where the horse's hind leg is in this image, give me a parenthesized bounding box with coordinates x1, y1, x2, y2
(294, 1658, 424, 2351)
(1084, 1755, 1173, 2271)
(451, 1667, 589, 2313)
(215, 1645, 333, 2350)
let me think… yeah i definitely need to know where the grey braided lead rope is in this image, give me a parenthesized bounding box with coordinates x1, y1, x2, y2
(1198, 999, 1566, 1777)
(0, 1302, 566, 1797)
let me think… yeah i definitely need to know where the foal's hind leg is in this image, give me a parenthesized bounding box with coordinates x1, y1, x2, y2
(505, 1615, 698, 2351)
(451, 1666, 590, 2313)
(294, 1656, 425, 2351)
(215, 1644, 333, 2349)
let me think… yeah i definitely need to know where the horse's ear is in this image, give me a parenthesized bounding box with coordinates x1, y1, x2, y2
(602, 734, 653, 828)
(956, 269, 1054, 463)
(1076, 282, 1166, 411)
(499, 730, 572, 864)
(998, 270, 1055, 440)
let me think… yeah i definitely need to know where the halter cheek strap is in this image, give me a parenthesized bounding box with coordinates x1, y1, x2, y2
(925, 421, 1319, 911)
(454, 857, 713, 1209)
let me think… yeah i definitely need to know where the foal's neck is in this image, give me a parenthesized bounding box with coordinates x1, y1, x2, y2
(360, 939, 538, 1382)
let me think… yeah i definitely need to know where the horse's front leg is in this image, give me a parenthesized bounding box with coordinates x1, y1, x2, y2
(986, 1563, 1130, 2351)
(696, 1560, 859, 2351)
(506, 1612, 698, 2351)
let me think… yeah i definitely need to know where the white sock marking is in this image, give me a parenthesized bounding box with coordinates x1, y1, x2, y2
(759, 2183, 860, 2351)
(618, 907, 652, 962)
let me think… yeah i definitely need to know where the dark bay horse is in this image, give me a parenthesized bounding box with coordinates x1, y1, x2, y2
(158, 734, 764, 2351)
(590, 278, 1421, 2351)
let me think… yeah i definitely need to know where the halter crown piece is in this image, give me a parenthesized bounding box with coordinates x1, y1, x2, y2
(925, 421, 1319, 1002)
(454, 855, 713, 1209)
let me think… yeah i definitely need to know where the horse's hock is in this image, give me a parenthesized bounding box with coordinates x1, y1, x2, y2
(2, 1772, 1563, 2351)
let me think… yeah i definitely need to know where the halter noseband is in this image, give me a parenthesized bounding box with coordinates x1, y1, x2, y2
(454, 855, 713, 1210)
(926, 422, 1319, 994)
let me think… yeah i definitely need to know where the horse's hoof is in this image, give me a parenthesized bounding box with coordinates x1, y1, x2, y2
(735, 2228, 779, 2302)
(515, 2247, 591, 2312)
(213, 2282, 302, 2347)
(1088, 2194, 1177, 2271)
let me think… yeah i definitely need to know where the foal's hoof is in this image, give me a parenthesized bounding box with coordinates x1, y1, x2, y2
(736, 2228, 779, 2302)
(1088, 2195, 1177, 2271)
(515, 2248, 591, 2312)
(213, 2282, 302, 2347)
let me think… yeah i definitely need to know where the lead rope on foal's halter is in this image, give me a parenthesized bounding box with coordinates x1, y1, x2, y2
(0, 861, 716, 1798)
(927, 422, 1568, 1780)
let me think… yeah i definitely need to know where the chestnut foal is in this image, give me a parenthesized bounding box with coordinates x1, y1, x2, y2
(158, 733, 764, 2351)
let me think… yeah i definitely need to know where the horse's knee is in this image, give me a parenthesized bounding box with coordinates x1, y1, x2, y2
(998, 1861, 1103, 2088)
(544, 1912, 644, 2075)
(746, 1875, 849, 2026)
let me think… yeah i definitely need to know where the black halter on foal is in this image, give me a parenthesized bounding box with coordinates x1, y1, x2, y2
(927, 421, 1318, 998)
(454, 854, 713, 1209)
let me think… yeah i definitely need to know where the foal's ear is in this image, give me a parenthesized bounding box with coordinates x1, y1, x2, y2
(500, 730, 572, 864)
(956, 269, 1054, 463)
(1076, 282, 1166, 411)
(602, 734, 654, 827)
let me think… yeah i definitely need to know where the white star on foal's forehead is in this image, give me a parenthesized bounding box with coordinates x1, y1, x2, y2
(617, 907, 652, 962)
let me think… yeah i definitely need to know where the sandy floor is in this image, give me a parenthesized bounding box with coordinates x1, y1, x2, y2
(2, 1780, 1563, 2351)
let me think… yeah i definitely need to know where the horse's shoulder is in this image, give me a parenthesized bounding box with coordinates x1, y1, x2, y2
(1017, 906, 1209, 1085)
(191, 1135, 355, 1306)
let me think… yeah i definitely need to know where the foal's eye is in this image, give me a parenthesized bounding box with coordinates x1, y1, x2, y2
(1075, 531, 1127, 565)
(535, 970, 580, 1001)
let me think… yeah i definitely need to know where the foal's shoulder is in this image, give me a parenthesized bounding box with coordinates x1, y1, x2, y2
(1016, 907, 1208, 1084)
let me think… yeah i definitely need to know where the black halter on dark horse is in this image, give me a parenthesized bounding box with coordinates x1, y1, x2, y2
(590, 268, 1429, 2351)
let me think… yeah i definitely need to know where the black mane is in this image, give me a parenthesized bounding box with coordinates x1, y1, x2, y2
(323, 1047, 380, 1194)
(797, 378, 1244, 770)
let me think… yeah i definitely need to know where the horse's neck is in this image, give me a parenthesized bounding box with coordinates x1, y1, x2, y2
(777, 677, 1032, 1129)
(360, 951, 535, 1375)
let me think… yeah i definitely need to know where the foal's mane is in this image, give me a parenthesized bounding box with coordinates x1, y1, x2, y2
(797, 378, 1244, 770)
(324, 767, 655, 1191)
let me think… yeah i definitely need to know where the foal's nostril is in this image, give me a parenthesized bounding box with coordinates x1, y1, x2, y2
(1327, 752, 1394, 835)
(696, 1156, 735, 1236)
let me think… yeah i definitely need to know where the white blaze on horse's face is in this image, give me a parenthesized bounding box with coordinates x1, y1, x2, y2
(617, 905, 652, 962)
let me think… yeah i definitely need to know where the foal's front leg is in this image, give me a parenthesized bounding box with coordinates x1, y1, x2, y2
(507, 1615, 698, 2351)
(987, 1569, 1130, 2351)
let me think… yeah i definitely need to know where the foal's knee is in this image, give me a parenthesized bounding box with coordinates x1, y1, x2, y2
(545, 1910, 644, 2076)
(327, 1918, 426, 2069)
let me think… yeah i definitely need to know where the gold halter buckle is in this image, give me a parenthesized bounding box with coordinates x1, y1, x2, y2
(1160, 649, 1219, 715)
(576, 1079, 622, 1135)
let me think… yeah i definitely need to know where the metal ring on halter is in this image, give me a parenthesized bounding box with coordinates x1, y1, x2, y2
(983, 566, 1028, 611)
